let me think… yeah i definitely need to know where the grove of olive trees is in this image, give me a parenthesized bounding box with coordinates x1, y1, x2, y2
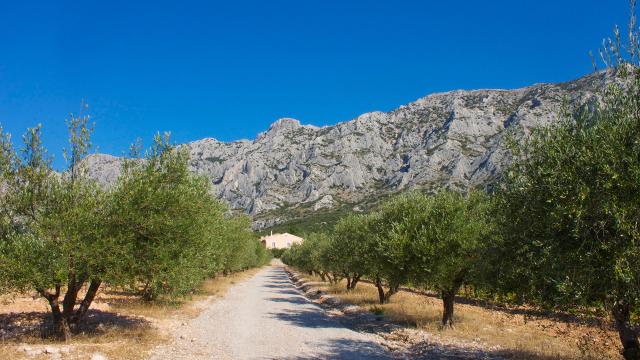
(0, 115, 270, 340)
(282, 190, 493, 327)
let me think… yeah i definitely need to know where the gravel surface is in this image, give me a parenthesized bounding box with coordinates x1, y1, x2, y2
(150, 264, 394, 360)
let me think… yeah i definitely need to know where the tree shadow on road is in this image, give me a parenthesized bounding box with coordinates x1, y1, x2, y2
(264, 278, 291, 283)
(268, 309, 346, 329)
(279, 338, 393, 360)
(266, 296, 310, 305)
(263, 288, 301, 297)
(262, 284, 293, 289)
(263, 276, 289, 280)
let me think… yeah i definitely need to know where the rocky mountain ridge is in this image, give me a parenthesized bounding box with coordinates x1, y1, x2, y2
(85, 72, 608, 229)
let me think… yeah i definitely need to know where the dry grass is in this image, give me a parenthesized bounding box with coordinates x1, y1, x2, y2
(306, 275, 621, 360)
(0, 267, 263, 360)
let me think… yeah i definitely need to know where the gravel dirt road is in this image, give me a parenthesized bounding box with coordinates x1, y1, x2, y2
(150, 263, 394, 360)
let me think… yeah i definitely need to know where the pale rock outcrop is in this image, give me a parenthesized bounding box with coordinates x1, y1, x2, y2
(313, 195, 335, 211)
(85, 72, 609, 229)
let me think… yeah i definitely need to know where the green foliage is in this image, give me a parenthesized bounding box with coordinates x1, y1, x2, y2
(0, 119, 268, 340)
(282, 189, 494, 320)
(269, 248, 287, 259)
(365, 192, 421, 299)
(110, 134, 222, 299)
(0, 4, 637, 355)
(0, 112, 114, 339)
(220, 214, 270, 274)
(491, 68, 640, 328)
(486, 5, 640, 356)
(327, 214, 374, 288)
(109, 133, 270, 300)
(405, 191, 493, 292)
(402, 190, 493, 326)
(488, 17, 640, 351)
(258, 204, 354, 236)
(281, 3, 640, 351)
(281, 232, 331, 275)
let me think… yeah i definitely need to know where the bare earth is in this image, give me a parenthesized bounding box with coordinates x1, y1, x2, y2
(150, 264, 393, 360)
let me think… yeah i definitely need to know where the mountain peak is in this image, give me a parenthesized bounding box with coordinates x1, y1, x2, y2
(269, 118, 302, 131)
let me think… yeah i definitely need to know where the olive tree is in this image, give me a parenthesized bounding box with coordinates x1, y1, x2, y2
(403, 190, 493, 327)
(281, 233, 327, 276)
(221, 214, 269, 274)
(109, 133, 230, 300)
(304, 232, 333, 282)
(491, 67, 640, 358)
(281, 240, 312, 273)
(0, 113, 116, 340)
(329, 214, 374, 290)
(490, 4, 640, 355)
(365, 193, 420, 304)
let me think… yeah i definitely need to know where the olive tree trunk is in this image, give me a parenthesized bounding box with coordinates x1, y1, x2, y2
(73, 279, 102, 323)
(380, 281, 399, 304)
(373, 277, 400, 304)
(348, 274, 361, 290)
(441, 290, 456, 328)
(37, 278, 103, 340)
(441, 274, 467, 328)
(375, 276, 385, 304)
(612, 300, 640, 360)
(38, 285, 70, 340)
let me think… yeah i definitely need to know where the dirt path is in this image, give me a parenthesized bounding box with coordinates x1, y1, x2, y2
(150, 264, 393, 360)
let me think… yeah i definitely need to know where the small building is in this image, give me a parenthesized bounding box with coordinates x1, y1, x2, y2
(260, 232, 303, 249)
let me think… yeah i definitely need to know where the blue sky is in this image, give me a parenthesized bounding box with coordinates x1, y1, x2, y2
(0, 1, 632, 168)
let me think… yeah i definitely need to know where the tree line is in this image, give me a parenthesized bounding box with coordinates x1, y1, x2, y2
(283, 61, 640, 359)
(0, 113, 270, 340)
(282, 190, 492, 327)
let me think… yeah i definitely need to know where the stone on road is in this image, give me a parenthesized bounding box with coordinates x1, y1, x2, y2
(150, 264, 393, 360)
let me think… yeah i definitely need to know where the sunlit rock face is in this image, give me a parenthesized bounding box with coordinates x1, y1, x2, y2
(86, 72, 607, 228)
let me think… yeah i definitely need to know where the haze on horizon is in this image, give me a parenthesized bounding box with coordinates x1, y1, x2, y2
(0, 0, 630, 168)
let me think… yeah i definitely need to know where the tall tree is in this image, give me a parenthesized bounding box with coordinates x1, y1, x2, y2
(109, 133, 229, 300)
(491, 65, 640, 358)
(490, 3, 640, 355)
(0, 110, 113, 340)
(329, 214, 373, 290)
(365, 192, 420, 304)
(403, 190, 493, 327)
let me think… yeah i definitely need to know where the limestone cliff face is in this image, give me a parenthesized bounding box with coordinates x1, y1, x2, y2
(85, 72, 605, 228)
